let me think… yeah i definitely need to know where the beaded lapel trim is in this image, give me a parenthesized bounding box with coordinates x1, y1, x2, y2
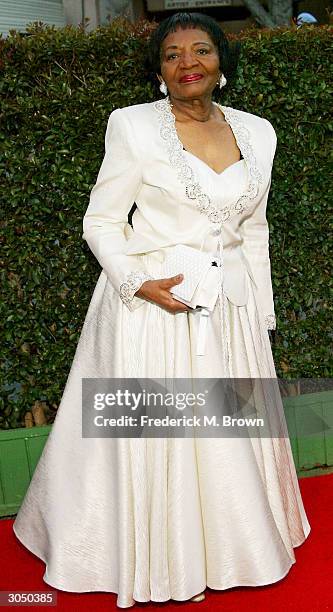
(153, 96, 263, 225)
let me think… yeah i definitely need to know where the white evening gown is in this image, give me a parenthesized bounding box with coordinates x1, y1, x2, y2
(13, 153, 311, 608)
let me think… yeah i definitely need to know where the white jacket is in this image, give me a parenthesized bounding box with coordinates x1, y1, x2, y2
(82, 96, 277, 330)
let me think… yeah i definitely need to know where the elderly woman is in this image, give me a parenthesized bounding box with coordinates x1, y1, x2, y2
(13, 12, 311, 609)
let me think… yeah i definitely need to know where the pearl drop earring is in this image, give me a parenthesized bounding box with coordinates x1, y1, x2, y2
(159, 79, 168, 96)
(217, 73, 227, 89)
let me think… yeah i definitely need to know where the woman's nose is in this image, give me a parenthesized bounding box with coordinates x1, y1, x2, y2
(179, 51, 199, 68)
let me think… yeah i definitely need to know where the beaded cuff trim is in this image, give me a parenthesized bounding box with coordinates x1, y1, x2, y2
(265, 314, 276, 330)
(119, 271, 154, 308)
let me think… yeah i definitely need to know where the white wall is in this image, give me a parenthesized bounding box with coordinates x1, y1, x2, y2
(0, 0, 66, 36)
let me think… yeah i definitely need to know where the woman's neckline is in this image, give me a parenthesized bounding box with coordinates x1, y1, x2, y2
(183, 148, 245, 178)
(152, 95, 262, 226)
(167, 97, 244, 177)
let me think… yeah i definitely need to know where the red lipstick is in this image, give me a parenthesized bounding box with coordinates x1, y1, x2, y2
(179, 74, 203, 83)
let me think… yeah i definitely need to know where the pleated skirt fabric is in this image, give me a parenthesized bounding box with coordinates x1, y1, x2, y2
(13, 252, 311, 608)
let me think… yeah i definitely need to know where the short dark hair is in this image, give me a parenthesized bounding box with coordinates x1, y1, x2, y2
(144, 12, 241, 101)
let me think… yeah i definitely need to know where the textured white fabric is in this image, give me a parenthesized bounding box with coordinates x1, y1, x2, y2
(13, 103, 311, 609)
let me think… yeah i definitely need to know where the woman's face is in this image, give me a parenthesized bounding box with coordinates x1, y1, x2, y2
(157, 26, 220, 101)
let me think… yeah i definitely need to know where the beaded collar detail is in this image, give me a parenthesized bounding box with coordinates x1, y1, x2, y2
(153, 96, 263, 226)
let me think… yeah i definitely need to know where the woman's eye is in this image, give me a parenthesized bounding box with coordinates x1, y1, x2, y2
(166, 49, 209, 61)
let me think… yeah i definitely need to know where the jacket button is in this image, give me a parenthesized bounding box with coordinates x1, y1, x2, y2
(210, 225, 221, 236)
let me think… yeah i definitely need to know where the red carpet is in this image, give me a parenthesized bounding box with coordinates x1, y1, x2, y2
(1, 473, 332, 611)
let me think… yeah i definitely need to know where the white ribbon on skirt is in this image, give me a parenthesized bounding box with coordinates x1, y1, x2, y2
(195, 235, 234, 378)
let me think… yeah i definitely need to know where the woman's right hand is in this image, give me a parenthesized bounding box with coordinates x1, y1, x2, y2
(135, 274, 192, 314)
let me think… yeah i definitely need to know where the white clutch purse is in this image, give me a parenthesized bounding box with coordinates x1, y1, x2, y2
(163, 244, 221, 311)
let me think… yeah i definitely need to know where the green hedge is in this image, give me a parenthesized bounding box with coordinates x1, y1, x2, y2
(1, 18, 332, 428)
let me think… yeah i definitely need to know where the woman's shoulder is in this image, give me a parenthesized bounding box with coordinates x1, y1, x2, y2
(106, 101, 160, 150)
(225, 104, 276, 141)
(222, 104, 269, 125)
(112, 100, 156, 121)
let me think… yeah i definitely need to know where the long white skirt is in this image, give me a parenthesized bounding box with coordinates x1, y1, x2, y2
(13, 253, 311, 608)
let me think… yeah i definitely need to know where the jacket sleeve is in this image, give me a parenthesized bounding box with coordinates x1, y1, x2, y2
(82, 108, 154, 311)
(239, 118, 277, 330)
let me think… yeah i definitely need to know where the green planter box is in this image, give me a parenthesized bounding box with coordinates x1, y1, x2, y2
(283, 390, 333, 474)
(0, 425, 51, 518)
(1, 390, 332, 517)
